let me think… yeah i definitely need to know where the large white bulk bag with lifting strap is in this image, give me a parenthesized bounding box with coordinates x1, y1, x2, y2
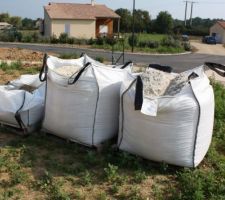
(118, 65, 217, 167)
(0, 74, 45, 133)
(40, 55, 131, 146)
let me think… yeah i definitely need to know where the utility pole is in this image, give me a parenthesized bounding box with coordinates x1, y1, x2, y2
(189, 2, 197, 26)
(131, 0, 135, 52)
(184, 1, 188, 27)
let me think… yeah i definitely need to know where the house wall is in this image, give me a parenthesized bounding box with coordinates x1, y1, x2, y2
(51, 19, 96, 39)
(96, 18, 113, 37)
(44, 10, 52, 37)
(210, 23, 225, 44)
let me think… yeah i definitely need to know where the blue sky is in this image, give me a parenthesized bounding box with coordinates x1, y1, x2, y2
(0, 0, 225, 20)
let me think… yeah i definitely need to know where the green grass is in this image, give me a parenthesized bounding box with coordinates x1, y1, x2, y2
(132, 33, 166, 42)
(0, 77, 224, 199)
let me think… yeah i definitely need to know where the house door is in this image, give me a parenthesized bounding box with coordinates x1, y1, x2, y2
(99, 25, 108, 36)
(65, 23, 70, 36)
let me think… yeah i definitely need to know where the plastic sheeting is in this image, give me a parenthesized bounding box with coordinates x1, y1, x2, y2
(118, 66, 215, 167)
(41, 55, 131, 146)
(0, 74, 45, 133)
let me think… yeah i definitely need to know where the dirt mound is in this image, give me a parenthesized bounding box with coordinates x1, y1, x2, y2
(0, 48, 45, 62)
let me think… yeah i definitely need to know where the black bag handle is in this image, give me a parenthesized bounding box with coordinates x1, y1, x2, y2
(68, 62, 91, 85)
(149, 64, 173, 73)
(134, 76, 143, 110)
(15, 91, 27, 134)
(80, 52, 85, 58)
(120, 61, 133, 69)
(205, 62, 225, 77)
(188, 72, 199, 81)
(39, 53, 48, 82)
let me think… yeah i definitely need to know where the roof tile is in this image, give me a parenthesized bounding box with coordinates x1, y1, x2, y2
(44, 3, 120, 20)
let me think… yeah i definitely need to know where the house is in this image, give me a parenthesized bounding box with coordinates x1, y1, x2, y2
(0, 22, 12, 30)
(210, 21, 225, 44)
(43, 1, 120, 39)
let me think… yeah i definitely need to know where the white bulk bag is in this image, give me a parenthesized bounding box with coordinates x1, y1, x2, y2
(118, 66, 215, 167)
(0, 74, 45, 133)
(41, 55, 130, 146)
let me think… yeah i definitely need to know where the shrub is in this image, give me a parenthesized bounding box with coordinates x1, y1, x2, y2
(106, 37, 117, 46)
(96, 37, 104, 45)
(161, 35, 181, 48)
(50, 34, 58, 44)
(67, 37, 76, 44)
(138, 41, 148, 48)
(183, 41, 192, 51)
(22, 35, 32, 43)
(88, 38, 96, 45)
(148, 41, 159, 48)
(15, 32, 22, 42)
(31, 32, 39, 43)
(76, 39, 87, 45)
(58, 33, 69, 43)
(128, 34, 138, 47)
(39, 36, 50, 43)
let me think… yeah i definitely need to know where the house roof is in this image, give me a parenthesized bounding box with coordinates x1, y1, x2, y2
(217, 21, 225, 30)
(0, 22, 11, 26)
(44, 3, 120, 20)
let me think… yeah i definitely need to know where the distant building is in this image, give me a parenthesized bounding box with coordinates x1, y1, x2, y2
(0, 22, 12, 30)
(210, 21, 225, 44)
(43, 1, 120, 39)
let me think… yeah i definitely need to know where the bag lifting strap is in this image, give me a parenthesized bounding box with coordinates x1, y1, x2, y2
(39, 53, 48, 82)
(68, 62, 91, 85)
(205, 62, 225, 77)
(134, 76, 143, 110)
(15, 91, 27, 133)
(120, 61, 133, 69)
(149, 64, 173, 73)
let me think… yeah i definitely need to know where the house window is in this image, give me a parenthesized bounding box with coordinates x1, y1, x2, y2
(99, 25, 108, 34)
(65, 23, 70, 36)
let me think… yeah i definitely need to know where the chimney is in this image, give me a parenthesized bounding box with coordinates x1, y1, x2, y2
(91, 0, 95, 6)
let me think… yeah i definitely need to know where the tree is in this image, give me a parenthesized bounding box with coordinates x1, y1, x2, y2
(9, 16, 22, 28)
(133, 9, 151, 33)
(154, 11, 173, 34)
(115, 8, 132, 33)
(0, 13, 10, 22)
(22, 18, 35, 30)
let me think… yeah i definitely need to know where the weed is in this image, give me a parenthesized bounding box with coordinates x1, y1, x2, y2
(97, 192, 107, 200)
(134, 170, 147, 183)
(111, 183, 119, 194)
(104, 163, 119, 182)
(36, 171, 71, 200)
(81, 170, 92, 186)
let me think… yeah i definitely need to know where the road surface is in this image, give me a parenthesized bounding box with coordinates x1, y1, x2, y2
(0, 42, 225, 72)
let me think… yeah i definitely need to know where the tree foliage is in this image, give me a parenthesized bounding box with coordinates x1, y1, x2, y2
(115, 8, 132, 33)
(154, 11, 173, 34)
(115, 8, 151, 33)
(0, 12, 36, 30)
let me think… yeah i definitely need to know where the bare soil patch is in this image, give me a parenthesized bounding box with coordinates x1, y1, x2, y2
(0, 48, 45, 62)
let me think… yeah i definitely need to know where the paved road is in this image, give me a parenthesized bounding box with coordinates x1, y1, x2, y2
(0, 42, 225, 72)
